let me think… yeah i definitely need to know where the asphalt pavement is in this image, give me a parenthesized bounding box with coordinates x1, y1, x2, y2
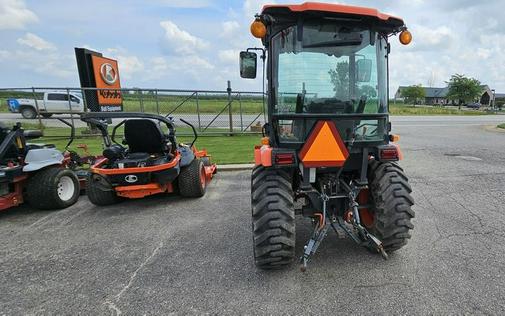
(1, 117, 505, 314)
(1, 112, 505, 129)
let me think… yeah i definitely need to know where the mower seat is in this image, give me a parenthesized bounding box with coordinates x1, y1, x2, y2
(124, 119, 171, 154)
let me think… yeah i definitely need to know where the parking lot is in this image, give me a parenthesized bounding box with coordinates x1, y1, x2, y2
(1, 116, 505, 315)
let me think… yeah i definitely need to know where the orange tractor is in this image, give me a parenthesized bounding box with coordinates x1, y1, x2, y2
(240, 3, 415, 270)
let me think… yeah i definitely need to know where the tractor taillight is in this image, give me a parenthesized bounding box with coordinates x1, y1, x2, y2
(274, 152, 295, 165)
(379, 146, 399, 161)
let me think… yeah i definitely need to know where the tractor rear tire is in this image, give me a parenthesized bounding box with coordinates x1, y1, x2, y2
(179, 158, 206, 198)
(251, 166, 295, 269)
(26, 167, 80, 210)
(368, 160, 415, 252)
(86, 173, 120, 206)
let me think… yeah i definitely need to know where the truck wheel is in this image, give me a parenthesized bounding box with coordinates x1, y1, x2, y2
(21, 107, 37, 119)
(86, 174, 120, 206)
(368, 160, 415, 252)
(26, 167, 80, 210)
(178, 158, 206, 197)
(251, 166, 295, 269)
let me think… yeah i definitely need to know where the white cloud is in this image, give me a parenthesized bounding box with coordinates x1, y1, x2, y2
(17, 33, 56, 51)
(0, 0, 37, 30)
(218, 49, 238, 64)
(243, 0, 273, 18)
(150, 0, 212, 8)
(160, 20, 209, 55)
(105, 48, 145, 80)
(221, 20, 240, 39)
(409, 25, 454, 51)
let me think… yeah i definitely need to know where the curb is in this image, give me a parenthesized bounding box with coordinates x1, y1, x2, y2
(484, 125, 505, 133)
(217, 164, 254, 172)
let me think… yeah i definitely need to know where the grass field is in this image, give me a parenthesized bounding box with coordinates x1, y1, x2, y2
(0, 91, 265, 114)
(33, 124, 259, 164)
(0, 90, 496, 116)
(389, 104, 488, 115)
(498, 123, 505, 129)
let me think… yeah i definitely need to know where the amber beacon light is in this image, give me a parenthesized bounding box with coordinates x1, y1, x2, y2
(250, 19, 267, 38)
(399, 29, 412, 45)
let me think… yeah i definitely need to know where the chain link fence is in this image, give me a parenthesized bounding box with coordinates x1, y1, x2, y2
(0, 83, 266, 135)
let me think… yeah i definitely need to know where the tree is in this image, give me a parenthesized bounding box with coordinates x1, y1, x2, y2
(446, 74, 482, 110)
(401, 85, 425, 105)
(329, 61, 350, 100)
(358, 85, 377, 99)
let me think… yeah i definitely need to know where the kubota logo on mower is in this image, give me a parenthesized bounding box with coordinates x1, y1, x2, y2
(298, 120, 349, 168)
(125, 175, 138, 183)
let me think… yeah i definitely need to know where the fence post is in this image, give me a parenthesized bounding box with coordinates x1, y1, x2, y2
(195, 91, 201, 131)
(155, 89, 160, 114)
(227, 81, 233, 135)
(66, 88, 75, 134)
(31, 87, 43, 130)
(139, 89, 144, 112)
(239, 92, 244, 132)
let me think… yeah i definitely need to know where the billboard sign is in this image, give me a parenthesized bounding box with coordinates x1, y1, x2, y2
(75, 48, 123, 112)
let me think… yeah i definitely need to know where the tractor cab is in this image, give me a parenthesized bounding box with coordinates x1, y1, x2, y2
(242, 3, 415, 271)
(241, 3, 411, 151)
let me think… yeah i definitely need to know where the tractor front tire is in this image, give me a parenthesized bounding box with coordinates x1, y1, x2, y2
(26, 167, 80, 210)
(251, 166, 295, 269)
(179, 158, 206, 198)
(368, 160, 415, 252)
(86, 174, 120, 206)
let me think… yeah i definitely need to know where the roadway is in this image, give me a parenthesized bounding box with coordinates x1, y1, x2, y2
(0, 117, 505, 314)
(1, 112, 504, 129)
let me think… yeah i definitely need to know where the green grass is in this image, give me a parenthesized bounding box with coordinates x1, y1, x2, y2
(15, 122, 259, 164)
(389, 104, 487, 115)
(36, 131, 259, 165)
(498, 123, 505, 129)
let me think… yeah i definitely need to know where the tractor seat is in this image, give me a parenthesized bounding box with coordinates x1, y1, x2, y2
(124, 119, 171, 154)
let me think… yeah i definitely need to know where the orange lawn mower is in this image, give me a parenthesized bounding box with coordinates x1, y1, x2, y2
(80, 112, 216, 206)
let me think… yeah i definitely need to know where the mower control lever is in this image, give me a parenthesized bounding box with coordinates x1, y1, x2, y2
(179, 118, 197, 148)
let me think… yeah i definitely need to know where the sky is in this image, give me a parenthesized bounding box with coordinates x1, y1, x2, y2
(1, 0, 505, 95)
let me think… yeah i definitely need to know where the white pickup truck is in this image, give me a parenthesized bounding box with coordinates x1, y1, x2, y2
(7, 91, 84, 119)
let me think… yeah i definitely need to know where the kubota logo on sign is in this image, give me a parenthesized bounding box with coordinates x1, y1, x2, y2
(100, 63, 118, 85)
(91, 55, 122, 107)
(299, 120, 349, 168)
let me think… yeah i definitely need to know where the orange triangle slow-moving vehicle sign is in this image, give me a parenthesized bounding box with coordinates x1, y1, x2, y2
(299, 120, 349, 167)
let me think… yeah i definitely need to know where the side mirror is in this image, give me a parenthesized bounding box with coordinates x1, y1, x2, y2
(239, 51, 257, 79)
(356, 59, 372, 82)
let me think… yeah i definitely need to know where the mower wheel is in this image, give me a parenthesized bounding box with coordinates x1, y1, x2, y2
(26, 167, 80, 210)
(251, 166, 295, 269)
(179, 158, 206, 198)
(368, 160, 415, 252)
(86, 174, 120, 206)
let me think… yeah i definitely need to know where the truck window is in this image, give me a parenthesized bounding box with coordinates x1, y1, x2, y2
(47, 93, 68, 101)
(70, 95, 80, 103)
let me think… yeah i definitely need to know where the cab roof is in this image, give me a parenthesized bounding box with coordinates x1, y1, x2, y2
(262, 2, 404, 29)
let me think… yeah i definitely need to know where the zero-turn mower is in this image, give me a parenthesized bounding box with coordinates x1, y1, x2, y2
(0, 121, 80, 211)
(240, 2, 415, 270)
(81, 112, 216, 206)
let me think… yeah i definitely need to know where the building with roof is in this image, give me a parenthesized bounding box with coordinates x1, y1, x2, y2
(395, 85, 497, 106)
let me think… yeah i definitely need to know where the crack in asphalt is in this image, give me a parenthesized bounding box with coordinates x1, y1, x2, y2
(353, 282, 411, 289)
(104, 241, 164, 315)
